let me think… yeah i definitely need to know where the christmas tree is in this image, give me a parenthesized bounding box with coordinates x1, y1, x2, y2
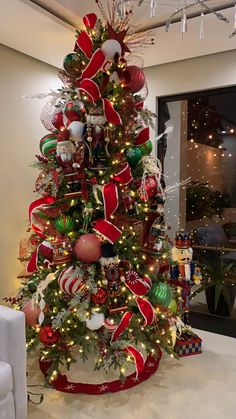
(12, 1, 195, 394)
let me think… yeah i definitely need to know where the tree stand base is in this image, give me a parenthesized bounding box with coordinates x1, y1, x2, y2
(39, 347, 162, 395)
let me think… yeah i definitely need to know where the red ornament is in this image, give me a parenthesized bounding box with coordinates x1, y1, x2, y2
(23, 301, 48, 327)
(52, 111, 65, 131)
(90, 177, 98, 185)
(136, 175, 159, 201)
(74, 234, 102, 263)
(65, 101, 83, 122)
(125, 66, 146, 93)
(23, 301, 41, 327)
(39, 325, 61, 346)
(91, 288, 108, 304)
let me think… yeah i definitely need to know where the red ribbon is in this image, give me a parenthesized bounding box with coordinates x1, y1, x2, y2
(111, 297, 155, 343)
(29, 197, 56, 238)
(112, 163, 133, 185)
(92, 162, 133, 242)
(110, 278, 156, 377)
(111, 311, 134, 343)
(93, 219, 122, 244)
(110, 306, 152, 377)
(76, 31, 93, 59)
(79, 48, 105, 81)
(27, 246, 39, 273)
(76, 59, 123, 125)
(103, 183, 119, 219)
(102, 98, 122, 126)
(83, 13, 97, 29)
(124, 345, 145, 379)
(136, 297, 155, 326)
(27, 240, 53, 273)
(78, 78, 101, 104)
(125, 271, 152, 296)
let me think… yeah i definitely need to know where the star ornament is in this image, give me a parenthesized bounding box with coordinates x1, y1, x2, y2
(107, 23, 131, 55)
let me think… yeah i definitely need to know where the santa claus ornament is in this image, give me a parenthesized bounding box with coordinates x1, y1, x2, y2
(56, 131, 82, 192)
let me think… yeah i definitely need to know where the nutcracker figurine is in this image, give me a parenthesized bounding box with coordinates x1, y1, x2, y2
(86, 107, 108, 166)
(142, 201, 167, 252)
(100, 243, 129, 312)
(170, 232, 202, 324)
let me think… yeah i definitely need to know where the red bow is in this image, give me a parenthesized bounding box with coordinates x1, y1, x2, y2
(76, 78, 122, 125)
(110, 295, 156, 377)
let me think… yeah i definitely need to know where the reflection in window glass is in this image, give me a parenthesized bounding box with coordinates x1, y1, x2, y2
(158, 88, 236, 234)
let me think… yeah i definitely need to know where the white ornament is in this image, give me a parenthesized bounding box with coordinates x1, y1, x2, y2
(33, 272, 56, 325)
(101, 40, 122, 60)
(86, 312, 105, 330)
(58, 266, 85, 296)
(68, 121, 85, 142)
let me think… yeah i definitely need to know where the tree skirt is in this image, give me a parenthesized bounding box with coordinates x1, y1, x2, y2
(39, 347, 162, 395)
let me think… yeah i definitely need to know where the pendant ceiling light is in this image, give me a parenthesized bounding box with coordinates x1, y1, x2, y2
(117, 0, 236, 39)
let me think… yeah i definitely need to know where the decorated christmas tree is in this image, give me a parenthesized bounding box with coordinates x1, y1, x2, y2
(10, 1, 202, 394)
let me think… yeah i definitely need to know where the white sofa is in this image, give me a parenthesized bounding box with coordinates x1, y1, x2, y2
(0, 305, 27, 419)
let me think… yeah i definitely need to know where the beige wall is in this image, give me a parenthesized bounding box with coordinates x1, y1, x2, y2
(0, 44, 60, 299)
(144, 49, 236, 109)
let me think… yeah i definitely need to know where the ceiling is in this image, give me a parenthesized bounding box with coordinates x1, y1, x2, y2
(31, 0, 236, 31)
(0, 0, 235, 69)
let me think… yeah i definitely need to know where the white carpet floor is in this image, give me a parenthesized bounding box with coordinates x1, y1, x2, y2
(27, 329, 236, 419)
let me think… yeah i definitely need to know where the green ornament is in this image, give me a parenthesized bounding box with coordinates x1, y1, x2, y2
(54, 215, 75, 234)
(126, 147, 142, 166)
(149, 282, 172, 307)
(39, 132, 58, 159)
(168, 299, 177, 313)
(138, 140, 153, 156)
(28, 277, 40, 294)
(63, 53, 82, 76)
